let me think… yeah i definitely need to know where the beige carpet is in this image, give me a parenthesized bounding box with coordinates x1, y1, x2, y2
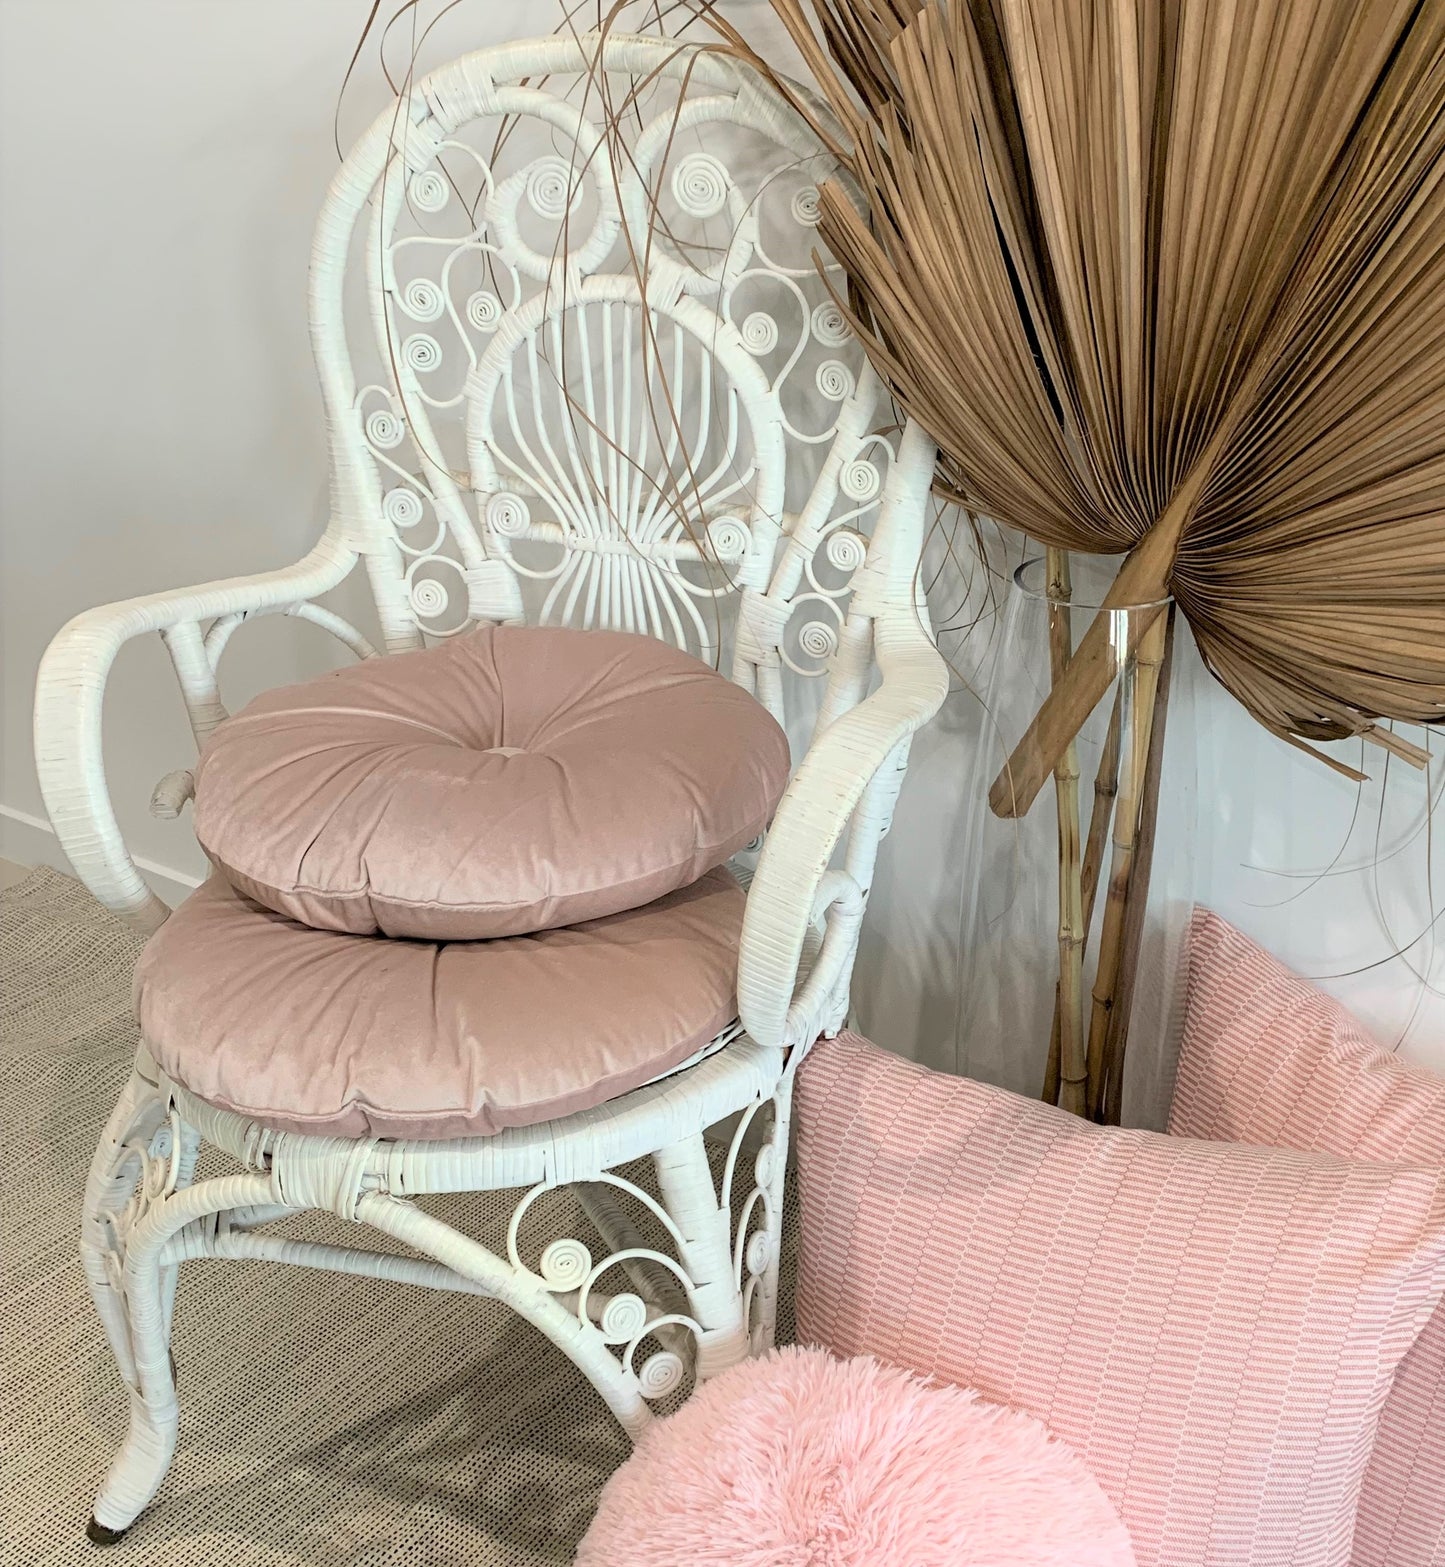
(0, 868, 795, 1566)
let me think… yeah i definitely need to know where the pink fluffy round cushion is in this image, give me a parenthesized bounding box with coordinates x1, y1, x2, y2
(193, 625, 790, 940)
(577, 1347, 1136, 1567)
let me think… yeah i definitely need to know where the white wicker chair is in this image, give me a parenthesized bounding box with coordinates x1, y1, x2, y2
(33, 33, 946, 1544)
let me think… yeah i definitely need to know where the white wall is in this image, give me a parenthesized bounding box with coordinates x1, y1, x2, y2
(1, 1, 382, 893)
(3, 1, 1440, 1105)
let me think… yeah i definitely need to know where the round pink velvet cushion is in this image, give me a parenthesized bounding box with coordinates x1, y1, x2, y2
(135, 866, 745, 1139)
(193, 625, 790, 940)
(577, 1347, 1136, 1567)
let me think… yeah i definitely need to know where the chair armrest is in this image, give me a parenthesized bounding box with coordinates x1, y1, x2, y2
(738, 601, 948, 1048)
(33, 542, 354, 931)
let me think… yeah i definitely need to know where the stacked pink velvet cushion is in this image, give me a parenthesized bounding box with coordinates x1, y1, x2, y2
(1170, 909, 1445, 1567)
(137, 626, 791, 1138)
(192, 626, 790, 938)
(135, 867, 748, 1138)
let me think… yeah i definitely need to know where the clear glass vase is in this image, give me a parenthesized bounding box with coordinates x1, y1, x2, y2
(953, 550, 1192, 1125)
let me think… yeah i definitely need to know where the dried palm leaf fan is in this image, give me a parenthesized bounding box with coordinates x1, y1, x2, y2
(750, 0, 1445, 818)
(702, 0, 1445, 1115)
(706, 0, 1445, 1118)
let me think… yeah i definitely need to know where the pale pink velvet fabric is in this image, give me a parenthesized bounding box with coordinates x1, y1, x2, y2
(794, 1031, 1445, 1567)
(578, 1346, 1137, 1566)
(135, 867, 744, 1138)
(193, 626, 790, 940)
(1169, 908, 1445, 1567)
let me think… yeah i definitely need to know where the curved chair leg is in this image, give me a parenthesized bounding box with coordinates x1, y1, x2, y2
(87, 1165, 276, 1543)
(354, 1192, 655, 1437)
(654, 1133, 749, 1381)
(747, 1076, 793, 1354)
(157, 1120, 202, 1350)
(81, 1085, 777, 1540)
(81, 1069, 169, 1400)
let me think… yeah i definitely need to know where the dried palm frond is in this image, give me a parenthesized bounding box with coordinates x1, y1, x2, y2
(751, 0, 1445, 816)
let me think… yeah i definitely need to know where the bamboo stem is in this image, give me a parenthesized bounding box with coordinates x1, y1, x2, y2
(1043, 990, 1063, 1106)
(988, 439, 1221, 821)
(1081, 695, 1123, 930)
(1084, 607, 1168, 1120)
(1100, 607, 1177, 1125)
(1042, 549, 1087, 1115)
(1043, 684, 1123, 1104)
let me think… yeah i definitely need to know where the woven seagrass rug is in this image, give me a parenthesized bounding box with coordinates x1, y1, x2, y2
(0, 868, 796, 1566)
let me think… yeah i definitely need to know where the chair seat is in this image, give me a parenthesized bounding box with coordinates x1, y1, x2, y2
(134, 868, 745, 1140)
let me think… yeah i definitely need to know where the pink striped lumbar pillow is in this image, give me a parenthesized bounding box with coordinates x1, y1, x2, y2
(795, 1031, 1445, 1567)
(1169, 907, 1445, 1567)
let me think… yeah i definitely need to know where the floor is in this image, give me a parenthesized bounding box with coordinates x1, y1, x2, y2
(0, 865, 795, 1566)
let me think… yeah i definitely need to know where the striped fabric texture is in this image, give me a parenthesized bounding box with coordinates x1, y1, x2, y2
(1169, 908, 1445, 1567)
(795, 1031, 1445, 1567)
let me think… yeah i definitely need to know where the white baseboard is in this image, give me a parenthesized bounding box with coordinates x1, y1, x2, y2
(0, 803, 202, 908)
